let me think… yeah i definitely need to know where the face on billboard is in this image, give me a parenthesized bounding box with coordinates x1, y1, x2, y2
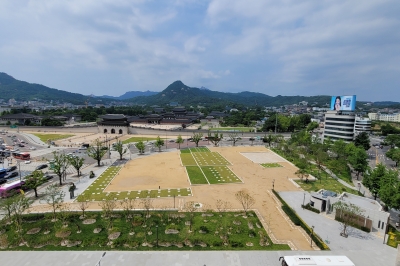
(330, 95, 356, 111)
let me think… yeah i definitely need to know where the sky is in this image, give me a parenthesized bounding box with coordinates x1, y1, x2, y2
(0, 0, 399, 101)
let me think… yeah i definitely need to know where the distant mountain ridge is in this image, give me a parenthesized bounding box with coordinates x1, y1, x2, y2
(0, 72, 113, 105)
(128, 80, 332, 107)
(99, 90, 158, 100)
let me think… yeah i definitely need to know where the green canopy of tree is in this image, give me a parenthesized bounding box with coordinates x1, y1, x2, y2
(354, 132, 370, 150)
(24, 170, 46, 197)
(87, 138, 107, 166)
(154, 136, 164, 152)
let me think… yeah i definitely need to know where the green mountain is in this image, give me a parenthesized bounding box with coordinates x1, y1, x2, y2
(0, 72, 112, 105)
(129, 80, 331, 107)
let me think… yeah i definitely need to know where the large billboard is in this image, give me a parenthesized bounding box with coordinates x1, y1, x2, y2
(330, 95, 356, 111)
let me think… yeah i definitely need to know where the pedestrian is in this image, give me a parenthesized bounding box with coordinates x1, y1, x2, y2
(159, 186, 160, 190)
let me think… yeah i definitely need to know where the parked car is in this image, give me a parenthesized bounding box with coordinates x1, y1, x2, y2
(44, 174, 55, 181)
(0, 179, 6, 185)
(25, 160, 31, 164)
(6, 166, 17, 172)
(35, 164, 48, 170)
(5, 171, 18, 179)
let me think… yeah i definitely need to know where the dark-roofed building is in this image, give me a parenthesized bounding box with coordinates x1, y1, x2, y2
(0, 113, 43, 125)
(128, 107, 201, 126)
(98, 114, 129, 134)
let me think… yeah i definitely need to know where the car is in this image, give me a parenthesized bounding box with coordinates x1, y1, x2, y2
(29, 146, 36, 150)
(78, 146, 87, 150)
(5, 171, 18, 179)
(169, 140, 175, 143)
(24, 160, 31, 164)
(44, 174, 55, 181)
(6, 166, 17, 172)
(0, 179, 6, 185)
(35, 164, 48, 170)
(18, 144, 25, 147)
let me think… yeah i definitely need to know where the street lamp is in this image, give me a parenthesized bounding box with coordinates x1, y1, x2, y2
(272, 179, 275, 190)
(310, 225, 314, 247)
(303, 192, 306, 208)
(95, 252, 106, 266)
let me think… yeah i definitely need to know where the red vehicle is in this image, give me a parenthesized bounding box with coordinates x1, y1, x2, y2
(12, 152, 30, 160)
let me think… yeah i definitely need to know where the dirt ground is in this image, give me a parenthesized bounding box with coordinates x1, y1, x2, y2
(103, 145, 311, 250)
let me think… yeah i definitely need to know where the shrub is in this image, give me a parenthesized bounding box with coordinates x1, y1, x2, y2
(281, 205, 301, 226)
(230, 241, 243, 247)
(302, 204, 321, 214)
(199, 225, 209, 233)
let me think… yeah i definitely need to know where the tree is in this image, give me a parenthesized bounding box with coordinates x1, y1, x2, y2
(135, 140, 145, 154)
(154, 136, 164, 152)
(184, 201, 198, 232)
(140, 192, 154, 220)
(385, 134, 400, 148)
(78, 194, 90, 218)
(362, 163, 386, 200)
(234, 189, 255, 216)
(313, 149, 328, 183)
(331, 139, 347, 159)
(192, 133, 203, 147)
(262, 134, 274, 147)
(379, 169, 400, 210)
(87, 138, 107, 166)
(228, 132, 240, 146)
(386, 148, 400, 167)
(24, 170, 46, 198)
(354, 132, 370, 150)
(52, 151, 71, 186)
(114, 141, 127, 160)
(68, 156, 85, 176)
(333, 201, 364, 237)
(10, 194, 33, 233)
(120, 198, 136, 220)
(176, 135, 184, 149)
(349, 147, 369, 180)
(306, 121, 319, 132)
(45, 184, 65, 221)
(207, 132, 223, 147)
(100, 195, 117, 229)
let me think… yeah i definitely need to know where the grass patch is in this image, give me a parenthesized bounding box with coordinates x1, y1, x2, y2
(261, 163, 282, 168)
(122, 137, 158, 144)
(180, 149, 191, 154)
(186, 166, 208, 184)
(0, 211, 290, 251)
(295, 177, 360, 195)
(201, 166, 242, 184)
(180, 153, 197, 166)
(78, 166, 191, 201)
(192, 152, 231, 166)
(210, 127, 252, 132)
(32, 133, 74, 143)
(189, 147, 210, 153)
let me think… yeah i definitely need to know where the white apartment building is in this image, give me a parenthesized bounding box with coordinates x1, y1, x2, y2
(368, 112, 400, 122)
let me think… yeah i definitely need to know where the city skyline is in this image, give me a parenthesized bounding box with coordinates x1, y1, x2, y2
(0, 0, 399, 101)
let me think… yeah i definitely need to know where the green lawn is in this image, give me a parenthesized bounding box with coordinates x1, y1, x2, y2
(189, 147, 210, 153)
(78, 166, 191, 201)
(201, 166, 242, 184)
(295, 177, 361, 195)
(210, 127, 253, 132)
(0, 211, 290, 251)
(261, 163, 282, 168)
(122, 137, 158, 144)
(180, 149, 191, 154)
(180, 153, 197, 166)
(192, 152, 231, 166)
(32, 133, 74, 143)
(186, 166, 209, 184)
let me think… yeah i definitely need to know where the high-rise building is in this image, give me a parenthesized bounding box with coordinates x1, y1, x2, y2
(323, 111, 356, 142)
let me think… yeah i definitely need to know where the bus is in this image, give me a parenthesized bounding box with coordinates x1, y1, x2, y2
(279, 256, 355, 266)
(12, 152, 30, 160)
(0, 180, 25, 197)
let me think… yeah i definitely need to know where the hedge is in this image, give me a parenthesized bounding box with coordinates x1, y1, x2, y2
(302, 204, 321, 214)
(272, 189, 329, 250)
(335, 216, 371, 233)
